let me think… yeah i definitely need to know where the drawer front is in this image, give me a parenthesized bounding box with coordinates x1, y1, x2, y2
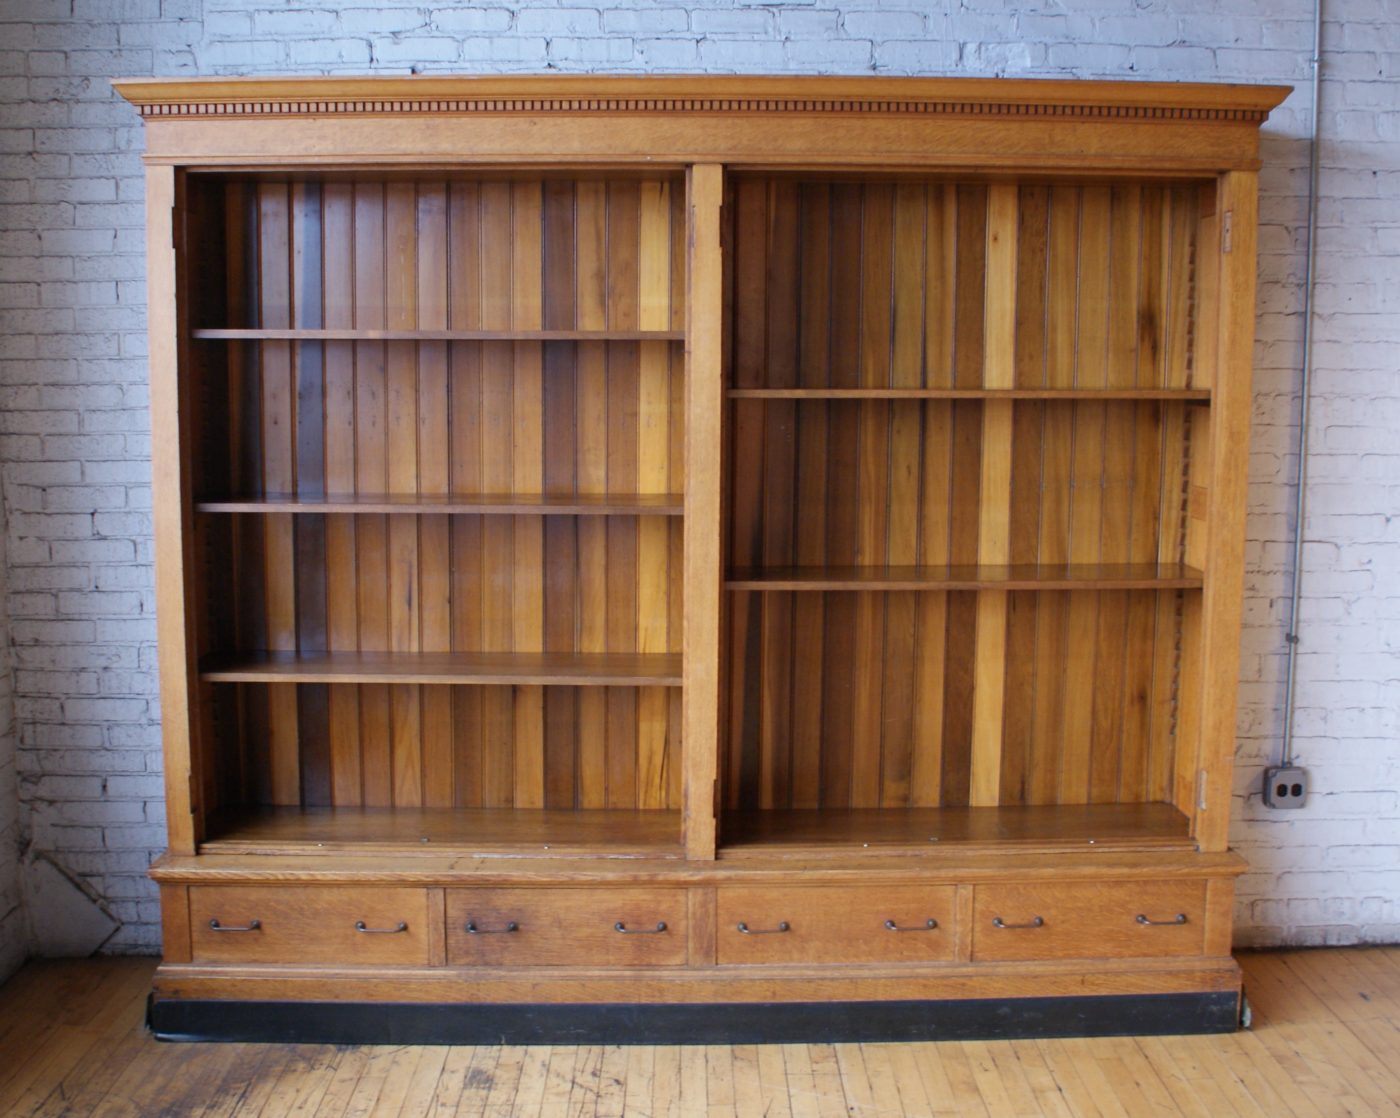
(972, 881, 1207, 962)
(189, 885, 430, 965)
(446, 888, 687, 967)
(716, 886, 956, 965)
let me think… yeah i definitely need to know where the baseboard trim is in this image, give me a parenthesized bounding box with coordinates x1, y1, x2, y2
(148, 991, 1241, 1044)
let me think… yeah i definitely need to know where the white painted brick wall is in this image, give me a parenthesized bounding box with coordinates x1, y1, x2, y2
(0, 0, 1394, 955)
(0, 487, 22, 981)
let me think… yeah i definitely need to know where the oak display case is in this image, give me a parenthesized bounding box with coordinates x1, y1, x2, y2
(117, 75, 1287, 1043)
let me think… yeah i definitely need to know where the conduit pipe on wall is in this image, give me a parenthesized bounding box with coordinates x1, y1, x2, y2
(1279, 0, 1325, 768)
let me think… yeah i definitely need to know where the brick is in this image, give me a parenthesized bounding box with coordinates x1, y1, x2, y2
(548, 37, 634, 63)
(250, 9, 339, 36)
(874, 39, 963, 71)
(602, 9, 687, 33)
(696, 39, 787, 68)
(516, 8, 603, 36)
(430, 8, 513, 33)
(692, 9, 774, 35)
(633, 37, 700, 68)
(784, 39, 874, 67)
(459, 36, 548, 62)
(372, 36, 459, 63)
(842, 11, 924, 38)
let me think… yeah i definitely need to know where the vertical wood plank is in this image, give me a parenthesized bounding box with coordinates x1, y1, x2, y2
(727, 179, 765, 812)
(417, 182, 454, 809)
(573, 185, 609, 809)
(969, 184, 1017, 808)
(882, 184, 925, 807)
(321, 183, 360, 806)
(448, 185, 484, 808)
(291, 182, 330, 807)
(912, 397, 957, 811)
(925, 184, 957, 389)
(1008, 190, 1052, 805)
(542, 183, 579, 810)
(478, 181, 516, 807)
(385, 182, 422, 808)
(1166, 188, 1197, 390)
(758, 180, 798, 809)
(851, 185, 893, 807)
(1002, 399, 1045, 804)
(575, 187, 609, 808)
(258, 182, 300, 807)
(790, 185, 830, 808)
(607, 347, 641, 809)
(511, 181, 546, 809)
(637, 180, 674, 809)
(352, 183, 392, 807)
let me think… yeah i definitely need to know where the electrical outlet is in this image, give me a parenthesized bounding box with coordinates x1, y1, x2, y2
(1263, 766, 1309, 809)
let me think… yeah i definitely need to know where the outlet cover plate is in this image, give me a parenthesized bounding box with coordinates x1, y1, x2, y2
(1264, 766, 1309, 809)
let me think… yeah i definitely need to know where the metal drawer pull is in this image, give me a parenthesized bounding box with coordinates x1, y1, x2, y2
(1137, 913, 1188, 926)
(208, 918, 261, 933)
(614, 921, 667, 935)
(736, 921, 791, 935)
(465, 920, 519, 934)
(354, 920, 408, 934)
(992, 916, 1045, 930)
(885, 918, 939, 932)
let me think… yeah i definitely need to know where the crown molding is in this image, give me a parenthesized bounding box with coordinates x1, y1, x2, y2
(113, 75, 1291, 124)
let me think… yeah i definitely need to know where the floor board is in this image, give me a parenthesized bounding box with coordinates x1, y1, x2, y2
(0, 948, 1395, 1116)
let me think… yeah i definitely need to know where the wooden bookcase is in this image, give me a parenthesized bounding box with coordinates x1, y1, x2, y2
(118, 75, 1287, 1042)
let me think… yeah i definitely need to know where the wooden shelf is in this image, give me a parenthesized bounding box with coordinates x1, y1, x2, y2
(200, 650, 683, 687)
(202, 806, 682, 858)
(196, 493, 684, 516)
(193, 328, 684, 342)
(726, 563, 1205, 591)
(720, 804, 1193, 856)
(727, 387, 1210, 401)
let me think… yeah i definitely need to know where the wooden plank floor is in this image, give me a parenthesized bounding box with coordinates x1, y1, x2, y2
(0, 949, 1396, 1116)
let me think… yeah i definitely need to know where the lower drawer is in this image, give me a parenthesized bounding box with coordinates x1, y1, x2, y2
(972, 881, 1208, 962)
(188, 885, 430, 965)
(716, 885, 956, 965)
(446, 887, 688, 967)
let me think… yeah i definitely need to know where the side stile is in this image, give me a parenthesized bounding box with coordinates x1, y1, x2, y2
(1193, 171, 1258, 851)
(148, 165, 197, 852)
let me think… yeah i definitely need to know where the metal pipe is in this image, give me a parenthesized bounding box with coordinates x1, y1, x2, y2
(1280, 0, 1325, 767)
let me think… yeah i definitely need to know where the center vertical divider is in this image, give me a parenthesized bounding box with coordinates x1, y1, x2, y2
(684, 164, 725, 860)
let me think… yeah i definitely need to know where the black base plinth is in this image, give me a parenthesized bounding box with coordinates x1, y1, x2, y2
(148, 991, 1240, 1045)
